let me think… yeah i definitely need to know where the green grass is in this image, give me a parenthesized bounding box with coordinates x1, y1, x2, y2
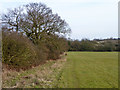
(58, 52, 118, 88)
(3, 52, 118, 88)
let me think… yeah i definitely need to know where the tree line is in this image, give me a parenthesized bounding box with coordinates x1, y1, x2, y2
(68, 38, 119, 51)
(2, 2, 71, 70)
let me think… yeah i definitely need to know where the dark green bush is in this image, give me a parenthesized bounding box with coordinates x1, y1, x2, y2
(43, 35, 67, 60)
(36, 41, 49, 61)
(47, 43, 60, 60)
(2, 31, 46, 70)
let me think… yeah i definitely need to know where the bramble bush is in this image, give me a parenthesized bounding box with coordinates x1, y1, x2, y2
(2, 31, 47, 70)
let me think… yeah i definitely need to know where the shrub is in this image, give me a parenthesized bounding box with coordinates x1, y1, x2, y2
(2, 31, 46, 70)
(44, 35, 67, 60)
(47, 43, 60, 60)
(36, 41, 49, 61)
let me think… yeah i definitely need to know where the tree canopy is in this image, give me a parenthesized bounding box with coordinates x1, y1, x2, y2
(2, 2, 71, 44)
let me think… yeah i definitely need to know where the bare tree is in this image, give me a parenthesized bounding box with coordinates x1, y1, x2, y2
(20, 3, 71, 43)
(2, 7, 23, 32)
(2, 2, 71, 44)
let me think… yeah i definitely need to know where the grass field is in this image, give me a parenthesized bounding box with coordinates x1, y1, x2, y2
(2, 52, 118, 88)
(58, 52, 118, 88)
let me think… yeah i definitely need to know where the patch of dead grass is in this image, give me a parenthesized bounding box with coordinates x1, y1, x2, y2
(2, 55, 67, 88)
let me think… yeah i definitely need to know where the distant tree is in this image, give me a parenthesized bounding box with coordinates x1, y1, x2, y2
(103, 41, 115, 51)
(69, 40, 81, 51)
(79, 39, 95, 51)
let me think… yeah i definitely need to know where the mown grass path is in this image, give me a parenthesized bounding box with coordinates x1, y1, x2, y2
(58, 52, 118, 88)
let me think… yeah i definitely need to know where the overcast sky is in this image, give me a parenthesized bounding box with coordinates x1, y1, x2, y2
(0, 0, 119, 40)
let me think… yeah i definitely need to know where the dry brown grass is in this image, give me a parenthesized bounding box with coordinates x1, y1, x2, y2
(2, 54, 67, 88)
